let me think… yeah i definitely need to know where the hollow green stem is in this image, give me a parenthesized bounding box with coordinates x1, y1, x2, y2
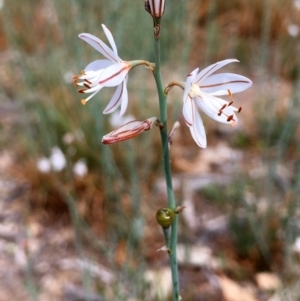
(152, 26, 180, 301)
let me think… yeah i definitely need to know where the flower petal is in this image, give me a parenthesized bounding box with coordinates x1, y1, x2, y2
(183, 68, 199, 105)
(120, 77, 128, 116)
(182, 95, 195, 126)
(79, 33, 119, 63)
(98, 62, 130, 87)
(101, 24, 121, 63)
(85, 59, 112, 72)
(200, 73, 252, 95)
(193, 59, 239, 84)
(148, 0, 166, 17)
(187, 109, 207, 148)
(103, 83, 123, 114)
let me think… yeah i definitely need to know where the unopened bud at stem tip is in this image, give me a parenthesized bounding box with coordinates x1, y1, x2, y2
(145, 0, 166, 18)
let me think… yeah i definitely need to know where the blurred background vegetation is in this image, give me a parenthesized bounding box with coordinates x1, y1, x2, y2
(0, 0, 300, 300)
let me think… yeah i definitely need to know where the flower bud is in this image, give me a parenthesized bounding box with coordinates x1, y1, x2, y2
(145, 0, 166, 18)
(168, 121, 180, 147)
(102, 117, 157, 144)
(156, 207, 175, 228)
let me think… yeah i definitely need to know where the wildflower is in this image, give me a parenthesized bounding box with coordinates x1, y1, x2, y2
(73, 159, 88, 178)
(287, 24, 299, 37)
(294, 237, 300, 253)
(49, 147, 66, 171)
(73, 24, 152, 116)
(182, 59, 252, 148)
(145, 0, 166, 18)
(102, 117, 157, 144)
(294, 0, 300, 10)
(37, 157, 51, 173)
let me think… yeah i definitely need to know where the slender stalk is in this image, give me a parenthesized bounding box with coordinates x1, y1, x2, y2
(152, 26, 180, 301)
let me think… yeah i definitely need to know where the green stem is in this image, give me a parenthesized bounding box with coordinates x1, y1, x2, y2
(152, 28, 180, 301)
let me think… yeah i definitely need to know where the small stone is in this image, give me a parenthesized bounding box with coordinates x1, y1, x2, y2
(255, 272, 281, 291)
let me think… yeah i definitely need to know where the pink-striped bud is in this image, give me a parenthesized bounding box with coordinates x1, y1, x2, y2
(145, 0, 166, 18)
(102, 117, 157, 144)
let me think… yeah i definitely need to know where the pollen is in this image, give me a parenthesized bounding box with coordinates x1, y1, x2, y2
(189, 84, 201, 98)
(81, 99, 87, 105)
(84, 83, 91, 89)
(78, 89, 86, 93)
(228, 101, 234, 106)
(238, 106, 242, 113)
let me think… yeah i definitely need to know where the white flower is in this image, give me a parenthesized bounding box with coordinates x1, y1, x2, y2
(49, 147, 66, 171)
(73, 159, 88, 178)
(182, 59, 252, 148)
(294, 0, 300, 9)
(37, 157, 51, 173)
(74, 24, 149, 116)
(294, 237, 300, 253)
(287, 24, 299, 37)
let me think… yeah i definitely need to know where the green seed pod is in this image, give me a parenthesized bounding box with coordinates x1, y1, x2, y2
(156, 207, 175, 228)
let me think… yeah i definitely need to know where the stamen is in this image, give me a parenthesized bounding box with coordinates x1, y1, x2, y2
(220, 104, 227, 111)
(238, 107, 242, 113)
(228, 101, 234, 106)
(218, 112, 222, 116)
(227, 115, 234, 122)
(81, 99, 87, 105)
(85, 79, 92, 85)
(227, 89, 232, 98)
(73, 79, 78, 86)
(78, 89, 86, 93)
(84, 83, 91, 89)
(81, 70, 86, 75)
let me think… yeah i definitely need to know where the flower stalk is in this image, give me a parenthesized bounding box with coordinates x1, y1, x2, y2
(152, 19, 180, 301)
